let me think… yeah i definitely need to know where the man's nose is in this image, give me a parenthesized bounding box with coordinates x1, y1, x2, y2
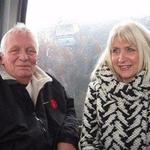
(19, 51, 28, 60)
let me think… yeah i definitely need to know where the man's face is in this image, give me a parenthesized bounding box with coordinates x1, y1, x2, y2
(1, 31, 38, 83)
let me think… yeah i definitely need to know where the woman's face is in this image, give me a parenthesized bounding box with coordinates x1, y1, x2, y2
(111, 39, 139, 83)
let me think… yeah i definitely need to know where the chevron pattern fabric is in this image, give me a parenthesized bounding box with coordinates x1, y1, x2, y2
(79, 65, 150, 150)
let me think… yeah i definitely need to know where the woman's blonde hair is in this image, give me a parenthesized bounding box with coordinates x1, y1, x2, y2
(91, 20, 150, 82)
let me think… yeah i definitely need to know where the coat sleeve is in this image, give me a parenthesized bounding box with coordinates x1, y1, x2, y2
(48, 76, 79, 148)
(57, 86, 79, 148)
(79, 81, 102, 150)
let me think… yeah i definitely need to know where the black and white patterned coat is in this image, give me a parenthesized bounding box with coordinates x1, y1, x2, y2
(79, 65, 150, 150)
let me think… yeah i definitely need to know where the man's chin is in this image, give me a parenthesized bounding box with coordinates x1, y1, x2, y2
(18, 72, 33, 78)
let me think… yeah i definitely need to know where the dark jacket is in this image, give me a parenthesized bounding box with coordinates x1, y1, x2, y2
(0, 75, 79, 150)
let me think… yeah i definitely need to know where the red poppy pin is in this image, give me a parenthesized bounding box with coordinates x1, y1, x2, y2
(50, 99, 58, 109)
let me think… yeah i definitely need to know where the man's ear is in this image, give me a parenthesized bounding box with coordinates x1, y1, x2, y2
(0, 52, 4, 64)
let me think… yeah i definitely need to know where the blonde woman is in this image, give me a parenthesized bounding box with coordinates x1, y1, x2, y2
(79, 20, 150, 150)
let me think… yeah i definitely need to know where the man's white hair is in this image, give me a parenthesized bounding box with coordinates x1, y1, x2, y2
(0, 23, 39, 54)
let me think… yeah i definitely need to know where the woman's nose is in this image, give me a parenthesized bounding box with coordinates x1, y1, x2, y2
(118, 50, 126, 62)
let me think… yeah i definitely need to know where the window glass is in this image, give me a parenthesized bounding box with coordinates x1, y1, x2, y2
(26, 0, 150, 121)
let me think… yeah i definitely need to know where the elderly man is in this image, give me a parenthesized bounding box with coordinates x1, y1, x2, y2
(0, 24, 79, 150)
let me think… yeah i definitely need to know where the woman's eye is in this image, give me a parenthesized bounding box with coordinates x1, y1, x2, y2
(127, 47, 135, 52)
(112, 48, 120, 54)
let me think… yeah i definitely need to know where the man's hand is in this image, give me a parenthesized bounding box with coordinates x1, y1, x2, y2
(57, 142, 76, 150)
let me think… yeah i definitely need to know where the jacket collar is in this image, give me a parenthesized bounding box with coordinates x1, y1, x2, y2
(0, 65, 53, 105)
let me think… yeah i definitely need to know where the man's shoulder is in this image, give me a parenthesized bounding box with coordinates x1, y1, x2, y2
(46, 73, 64, 89)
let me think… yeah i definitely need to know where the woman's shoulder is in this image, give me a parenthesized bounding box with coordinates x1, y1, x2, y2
(91, 65, 113, 82)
